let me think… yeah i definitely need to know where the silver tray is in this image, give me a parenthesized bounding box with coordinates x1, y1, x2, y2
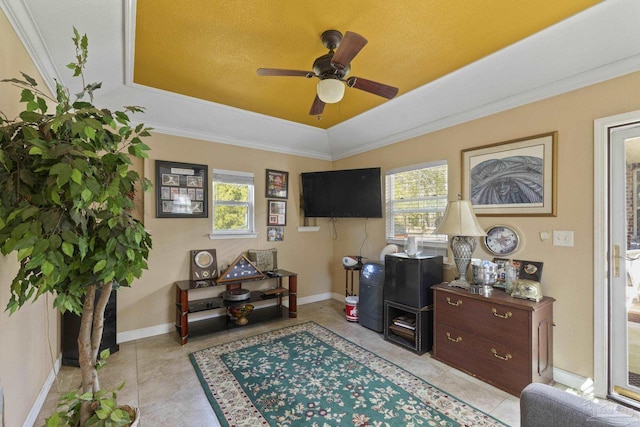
(222, 288, 250, 301)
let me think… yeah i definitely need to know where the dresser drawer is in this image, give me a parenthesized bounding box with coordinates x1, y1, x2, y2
(435, 291, 530, 351)
(434, 323, 531, 395)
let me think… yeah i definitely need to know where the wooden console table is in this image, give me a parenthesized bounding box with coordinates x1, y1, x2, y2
(175, 270, 297, 344)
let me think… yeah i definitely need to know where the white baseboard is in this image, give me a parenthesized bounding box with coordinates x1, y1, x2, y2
(298, 292, 333, 305)
(117, 322, 175, 343)
(117, 293, 335, 343)
(23, 354, 61, 427)
(553, 367, 593, 393)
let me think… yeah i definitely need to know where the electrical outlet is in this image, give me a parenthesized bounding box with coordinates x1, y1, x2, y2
(553, 230, 574, 247)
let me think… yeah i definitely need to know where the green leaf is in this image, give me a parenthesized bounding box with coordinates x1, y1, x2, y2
(41, 260, 54, 276)
(70, 168, 82, 184)
(45, 412, 60, 427)
(37, 96, 48, 113)
(20, 88, 34, 103)
(81, 188, 92, 202)
(49, 162, 70, 176)
(48, 234, 61, 250)
(21, 72, 37, 86)
(61, 242, 74, 257)
(78, 237, 88, 258)
(57, 171, 71, 187)
(26, 100, 38, 112)
(78, 392, 94, 401)
(106, 238, 116, 254)
(84, 125, 96, 140)
(18, 111, 43, 122)
(95, 409, 108, 420)
(93, 259, 107, 273)
(101, 271, 115, 284)
(17, 246, 33, 261)
(100, 348, 111, 360)
(28, 146, 43, 155)
(21, 206, 39, 220)
(50, 189, 61, 205)
(25, 253, 46, 270)
(61, 230, 79, 244)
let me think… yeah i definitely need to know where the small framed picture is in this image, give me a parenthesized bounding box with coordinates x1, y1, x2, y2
(266, 169, 288, 199)
(267, 200, 286, 226)
(267, 226, 284, 241)
(513, 259, 544, 282)
(492, 258, 511, 285)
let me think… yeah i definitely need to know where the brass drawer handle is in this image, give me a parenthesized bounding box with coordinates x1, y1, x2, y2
(446, 332, 462, 343)
(491, 348, 512, 361)
(491, 308, 512, 319)
(446, 297, 462, 307)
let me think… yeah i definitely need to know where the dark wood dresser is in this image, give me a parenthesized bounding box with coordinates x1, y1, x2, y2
(432, 283, 554, 396)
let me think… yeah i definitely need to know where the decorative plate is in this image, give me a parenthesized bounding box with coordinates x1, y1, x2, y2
(194, 251, 214, 268)
(484, 225, 520, 256)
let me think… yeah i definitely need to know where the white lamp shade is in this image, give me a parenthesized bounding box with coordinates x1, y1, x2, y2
(317, 79, 345, 103)
(434, 200, 486, 237)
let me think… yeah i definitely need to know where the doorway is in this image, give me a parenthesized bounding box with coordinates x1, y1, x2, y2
(594, 111, 640, 407)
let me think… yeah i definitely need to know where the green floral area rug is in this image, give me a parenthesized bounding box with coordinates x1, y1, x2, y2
(189, 321, 508, 426)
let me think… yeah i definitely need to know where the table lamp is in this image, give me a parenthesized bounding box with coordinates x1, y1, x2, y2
(434, 197, 486, 289)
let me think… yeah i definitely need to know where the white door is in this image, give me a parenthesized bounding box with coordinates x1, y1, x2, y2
(610, 124, 640, 405)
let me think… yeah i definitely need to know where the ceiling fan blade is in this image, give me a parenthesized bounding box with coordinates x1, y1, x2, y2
(257, 68, 314, 78)
(309, 95, 325, 115)
(331, 32, 367, 70)
(346, 76, 399, 99)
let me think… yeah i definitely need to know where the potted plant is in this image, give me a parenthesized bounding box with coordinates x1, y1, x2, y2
(0, 29, 152, 426)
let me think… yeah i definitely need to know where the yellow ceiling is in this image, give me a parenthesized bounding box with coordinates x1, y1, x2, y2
(133, 1, 600, 130)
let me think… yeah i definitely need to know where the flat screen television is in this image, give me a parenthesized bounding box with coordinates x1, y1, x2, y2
(301, 167, 383, 218)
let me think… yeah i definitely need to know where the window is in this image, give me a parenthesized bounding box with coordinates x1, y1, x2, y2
(211, 169, 256, 238)
(385, 161, 448, 249)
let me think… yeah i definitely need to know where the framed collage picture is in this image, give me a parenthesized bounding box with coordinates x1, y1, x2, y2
(155, 160, 208, 218)
(268, 200, 286, 226)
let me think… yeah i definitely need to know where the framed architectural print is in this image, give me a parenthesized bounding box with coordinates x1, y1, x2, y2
(267, 200, 286, 226)
(462, 132, 557, 216)
(155, 160, 208, 218)
(265, 169, 288, 199)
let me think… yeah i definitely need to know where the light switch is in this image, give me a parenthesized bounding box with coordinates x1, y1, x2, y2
(539, 231, 550, 241)
(553, 230, 574, 247)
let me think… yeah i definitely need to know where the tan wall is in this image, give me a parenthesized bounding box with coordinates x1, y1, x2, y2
(0, 12, 61, 427)
(119, 133, 333, 334)
(333, 70, 640, 379)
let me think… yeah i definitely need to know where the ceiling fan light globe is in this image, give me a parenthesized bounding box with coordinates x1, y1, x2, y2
(317, 79, 345, 103)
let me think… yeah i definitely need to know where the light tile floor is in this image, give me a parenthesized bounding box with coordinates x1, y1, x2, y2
(35, 299, 546, 426)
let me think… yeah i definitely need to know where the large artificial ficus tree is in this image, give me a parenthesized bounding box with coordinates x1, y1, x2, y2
(0, 29, 152, 426)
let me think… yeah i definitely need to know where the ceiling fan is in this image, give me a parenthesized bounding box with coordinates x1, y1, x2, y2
(257, 30, 399, 115)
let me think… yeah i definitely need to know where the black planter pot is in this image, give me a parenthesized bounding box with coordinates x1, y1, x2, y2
(62, 290, 119, 367)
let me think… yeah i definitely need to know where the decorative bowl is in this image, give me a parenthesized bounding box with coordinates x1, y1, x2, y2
(228, 304, 254, 325)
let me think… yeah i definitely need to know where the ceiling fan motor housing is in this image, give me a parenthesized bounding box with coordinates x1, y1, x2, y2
(313, 52, 349, 80)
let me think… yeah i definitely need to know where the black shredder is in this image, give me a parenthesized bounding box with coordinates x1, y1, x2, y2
(358, 262, 385, 332)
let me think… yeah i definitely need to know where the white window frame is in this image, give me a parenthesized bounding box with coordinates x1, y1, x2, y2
(210, 169, 257, 239)
(385, 160, 448, 254)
